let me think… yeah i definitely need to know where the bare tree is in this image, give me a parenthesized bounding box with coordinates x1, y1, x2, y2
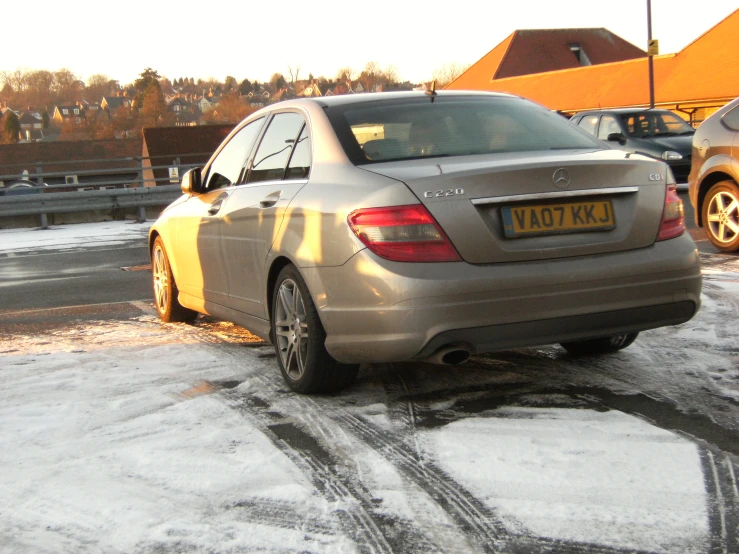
(205, 91, 256, 124)
(432, 62, 470, 88)
(287, 64, 301, 84)
(53, 68, 82, 102)
(336, 67, 355, 83)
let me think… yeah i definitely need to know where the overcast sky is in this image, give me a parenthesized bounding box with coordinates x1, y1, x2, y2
(10, 1, 738, 86)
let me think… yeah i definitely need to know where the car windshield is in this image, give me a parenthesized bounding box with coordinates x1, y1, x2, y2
(619, 111, 694, 138)
(326, 96, 602, 164)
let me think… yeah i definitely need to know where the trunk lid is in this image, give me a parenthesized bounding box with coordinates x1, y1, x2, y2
(361, 149, 668, 264)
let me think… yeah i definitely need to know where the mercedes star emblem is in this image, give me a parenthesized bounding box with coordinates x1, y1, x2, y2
(552, 168, 571, 189)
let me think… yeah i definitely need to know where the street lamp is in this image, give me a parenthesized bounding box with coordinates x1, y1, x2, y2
(647, 0, 655, 108)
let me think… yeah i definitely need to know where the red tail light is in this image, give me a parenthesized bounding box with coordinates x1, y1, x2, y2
(347, 204, 462, 262)
(657, 184, 685, 241)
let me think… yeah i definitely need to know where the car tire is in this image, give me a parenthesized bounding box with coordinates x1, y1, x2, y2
(272, 264, 359, 394)
(151, 236, 198, 323)
(702, 180, 739, 252)
(560, 332, 638, 356)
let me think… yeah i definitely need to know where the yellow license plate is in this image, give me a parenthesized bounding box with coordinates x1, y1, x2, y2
(502, 200, 615, 237)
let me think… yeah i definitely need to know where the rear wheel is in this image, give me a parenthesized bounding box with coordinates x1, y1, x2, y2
(702, 180, 739, 252)
(560, 332, 638, 356)
(151, 237, 198, 323)
(272, 264, 359, 393)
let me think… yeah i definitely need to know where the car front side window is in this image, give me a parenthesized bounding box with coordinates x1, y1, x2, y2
(597, 115, 621, 140)
(248, 113, 306, 183)
(203, 118, 265, 191)
(577, 115, 599, 136)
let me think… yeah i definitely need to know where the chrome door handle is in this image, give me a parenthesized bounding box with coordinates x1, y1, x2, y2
(208, 203, 222, 215)
(260, 191, 281, 208)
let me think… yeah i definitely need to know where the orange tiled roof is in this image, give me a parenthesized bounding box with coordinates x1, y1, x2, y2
(449, 33, 514, 90)
(449, 28, 644, 89)
(447, 9, 739, 112)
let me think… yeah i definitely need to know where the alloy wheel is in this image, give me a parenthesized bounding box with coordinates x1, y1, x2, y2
(706, 190, 739, 245)
(275, 279, 309, 380)
(152, 245, 169, 315)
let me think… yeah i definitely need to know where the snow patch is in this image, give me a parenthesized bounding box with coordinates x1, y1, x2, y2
(424, 407, 709, 553)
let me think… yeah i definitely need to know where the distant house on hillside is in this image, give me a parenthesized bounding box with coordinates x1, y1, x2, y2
(299, 81, 323, 98)
(271, 88, 296, 103)
(17, 112, 45, 142)
(140, 125, 233, 187)
(78, 99, 100, 114)
(247, 89, 271, 107)
(53, 105, 85, 125)
(100, 96, 131, 112)
(166, 96, 201, 126)
(197, 96, 215, 112)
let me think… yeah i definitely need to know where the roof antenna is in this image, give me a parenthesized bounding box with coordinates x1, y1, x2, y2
(425, 80, 437, 102)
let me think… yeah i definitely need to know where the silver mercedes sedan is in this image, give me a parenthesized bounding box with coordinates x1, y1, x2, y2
(149, 91, 702, 393)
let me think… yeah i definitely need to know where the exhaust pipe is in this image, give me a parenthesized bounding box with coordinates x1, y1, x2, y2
(422, 345, 472, 366)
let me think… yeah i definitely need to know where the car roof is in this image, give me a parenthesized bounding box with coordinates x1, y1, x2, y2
(574, 107, 675, 116)
(273, 90, 519, 110)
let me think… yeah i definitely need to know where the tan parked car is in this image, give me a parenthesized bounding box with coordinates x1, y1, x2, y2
(149, 91, 702, 393)
(688, 97, 739, 252)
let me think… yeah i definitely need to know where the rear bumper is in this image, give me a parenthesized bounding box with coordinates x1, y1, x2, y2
(300, 233, 702, 363)
(414, 301, 696, 358)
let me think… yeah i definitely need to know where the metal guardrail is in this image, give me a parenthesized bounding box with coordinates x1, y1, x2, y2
(0, 151, 210, 228)
(0, 185, 183, 227)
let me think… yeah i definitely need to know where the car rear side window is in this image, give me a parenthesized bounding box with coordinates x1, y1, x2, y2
(285, 126, 311, 180)
(248, 113, 305, 183)
(326, 97, 601, 165)
(620, 112, 693, 137)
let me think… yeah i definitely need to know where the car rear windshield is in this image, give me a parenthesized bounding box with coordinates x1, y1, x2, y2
(325, 96, 602, 165)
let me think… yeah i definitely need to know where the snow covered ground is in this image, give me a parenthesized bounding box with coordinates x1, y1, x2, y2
(0, 221, 152, 254)
(1, 221, 738, 553)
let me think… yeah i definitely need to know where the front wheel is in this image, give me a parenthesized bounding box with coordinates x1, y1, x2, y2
(272, 264, 359, 393)
(151, 237, 198, 323)
(560, 332, 638, 356)
(702, 180, 739, 252)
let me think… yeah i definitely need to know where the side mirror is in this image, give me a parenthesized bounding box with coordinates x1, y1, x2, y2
(607, 132, 627, 145)
(181, 167, 202, 194)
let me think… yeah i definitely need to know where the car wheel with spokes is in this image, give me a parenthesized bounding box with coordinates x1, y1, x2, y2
(272, 264, 359, 393)
(560, 332, 639, 356)
(703, 180, 739, 252)
(151, 236, 198, 323)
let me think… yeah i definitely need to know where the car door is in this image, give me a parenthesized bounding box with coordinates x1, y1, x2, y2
(173, 117, 265, 305)
(219, 112, 310, 318)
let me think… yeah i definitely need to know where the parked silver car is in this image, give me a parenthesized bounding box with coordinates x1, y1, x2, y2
(688, 96, 739, 252)
(149, 91, 702, 393)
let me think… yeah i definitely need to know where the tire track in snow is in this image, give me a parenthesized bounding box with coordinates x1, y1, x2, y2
(223, 390, 431, 554)
(178, 321, 700, 553)
(186, 330, 456, 553)
(224, 498, 336, 536)
(700, 449, 739, 554)
(373, 371, 654, 554)
(230, 364, 641, 553)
